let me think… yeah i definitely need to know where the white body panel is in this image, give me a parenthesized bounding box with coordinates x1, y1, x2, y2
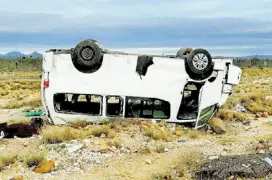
(227, 65, 242, 85)
(41, 50, 241, 127)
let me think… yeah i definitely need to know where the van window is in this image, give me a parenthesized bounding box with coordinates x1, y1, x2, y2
(106, 96, 123, 117)
(125, 96, 170, 119)
(53, 93, 102, 115)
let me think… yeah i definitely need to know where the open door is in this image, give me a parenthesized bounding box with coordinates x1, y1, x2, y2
(195, 71, 226, 129)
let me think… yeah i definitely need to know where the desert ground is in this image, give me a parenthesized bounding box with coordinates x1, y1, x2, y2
(0, 67, 271, 180)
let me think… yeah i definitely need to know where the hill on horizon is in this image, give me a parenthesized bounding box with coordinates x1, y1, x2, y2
(0, 51, 43, 59)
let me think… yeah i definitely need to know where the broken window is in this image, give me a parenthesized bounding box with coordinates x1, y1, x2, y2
(125, 97, 170, 119)
(53, 93, 102, 115)
(106, 96, 123, 117)
(177, 83, 202, 120)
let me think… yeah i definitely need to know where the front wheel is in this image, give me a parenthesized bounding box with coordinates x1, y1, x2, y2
(176, 47, 193, 58)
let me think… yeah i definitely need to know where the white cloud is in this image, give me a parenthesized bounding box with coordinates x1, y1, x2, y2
(0, 0, 272, 56)
(0, 0, 271, 19)
(0, 44, 271, 57)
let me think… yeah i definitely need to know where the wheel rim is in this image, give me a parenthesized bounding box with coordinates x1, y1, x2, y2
(81, 47, 94, 61)
(192, 53, 209, 70)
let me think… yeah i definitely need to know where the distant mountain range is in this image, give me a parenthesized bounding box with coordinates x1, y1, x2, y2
(0, 51, 271, 60)
(0, 51, 43, 59)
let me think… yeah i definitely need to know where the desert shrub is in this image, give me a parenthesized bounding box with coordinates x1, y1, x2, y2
(23, 150, 46, 167)
(137, 146, 153, 154)
(143, 125, 173, 142)
(107, 139, 122, 148)
(3, 98, 42, 109)
(152, 150, 203, 180)
(69, 120, 89, 129)
(0, 151, 18, 171)
(216, 110, 251, 122)
(86, 125, 116, 138)
(41, 126, 85, 143)
(186, 130, 201, 139)
(155, 144, 166, 153)
(8, 118, 30, 125)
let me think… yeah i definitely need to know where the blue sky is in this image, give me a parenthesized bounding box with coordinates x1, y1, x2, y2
(0, 0, 272, 56)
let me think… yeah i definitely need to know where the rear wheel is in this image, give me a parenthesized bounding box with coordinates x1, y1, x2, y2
(185, 48, 214, 80)
(176, 48, 193, 58)
(72, 39, 103, 73)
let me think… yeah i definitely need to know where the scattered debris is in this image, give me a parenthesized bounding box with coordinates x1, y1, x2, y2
(208, 155, 219, 160)
(242, 120, 251, 126)
(196, 153, 272, 180)
(232, 104, 247, 112)
(208, 118, 226, 134)
(177, 137, 186, 143)
(67, 143, 84, 153)
(24, 111, 44, 117)
(263, 157, 272, 166)
(145, 159, 152, 165)
(263, 112, 269, 118)
(34, 160, 55, 174)
(0, 122, 38, 138)
(256, 112, 262, 118)
(264, 96, 272, 101)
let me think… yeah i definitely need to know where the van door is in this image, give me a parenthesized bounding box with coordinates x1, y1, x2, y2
(226, 65, 242, 85)
(195, 71, 225, 128)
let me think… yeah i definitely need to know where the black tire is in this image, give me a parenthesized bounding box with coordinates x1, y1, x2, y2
(30, 118, 44, 130)
(185, 48, 214, 80)
(72, 39, 102, 72)
(176, 48, 193, 58)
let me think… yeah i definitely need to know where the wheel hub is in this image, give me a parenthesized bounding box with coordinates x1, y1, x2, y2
(192, 53, 208, 70)
(81, 47, 94, 60)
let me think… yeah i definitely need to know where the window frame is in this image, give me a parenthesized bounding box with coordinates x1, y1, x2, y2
(105, 95, 124, 117)
(53, 93, 103, 116)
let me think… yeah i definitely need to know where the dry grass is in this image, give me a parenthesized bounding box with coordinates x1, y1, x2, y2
(0, 151, 18, 171)
(23, 150, 46, 168)
(221, 68, 272, 117)
(186, 130, 201, 139)
(143, 125, 174, 142)
(152, 150, 203, 180)
(8, 118, 30, 125)
(69, 119, 89, 129)
(107, 139, 122, 149)
(40, 126, 86, 143)
(0, 71, 41, 79)
(137, 146, 153, 154)
(41, 124, 118, 144)
(155, 144, 166, 153)
(0, 145, 46, 172)
(0, 80, 41, 109)
(216, 109, 252, 122)
(86, 125, 116, 138)
(3, 98, 42, 109)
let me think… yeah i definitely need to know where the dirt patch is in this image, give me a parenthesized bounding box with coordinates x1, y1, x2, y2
(195, 153, 272, 180)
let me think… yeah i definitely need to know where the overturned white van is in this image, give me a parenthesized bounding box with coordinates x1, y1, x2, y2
(41, 39, 242, 129)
